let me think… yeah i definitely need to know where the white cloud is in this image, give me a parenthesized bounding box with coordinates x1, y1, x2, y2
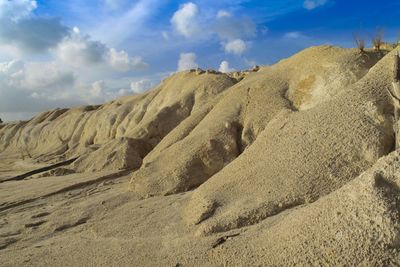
(89, 80, 106, 98)
(224, 39, 247, 55)
(0, 57, 162, 122)
(218, 60, 234, 73)
(0, 44, 22, 60)
(55, 32, 148, 72)
(303, 0, 328, 10)
(130, 79, 154, 93)
(0, 60, 74, 92)
(73, 26, 80, 34)
(0, 59, 78, 117)
(56, 34, 107, 67)
(177, 52, 198, 71)
(129, 57, 148, 70)
(0, 59, 141, 114)
(217, 10, 232, 19)
(171, 2, 199, 38)
(168, 3, 256, 58)
(0, 60, 24, 75)
(109, 48, 148, 72)
(85, 79, 153, 103)
(22, 62, 75, 91)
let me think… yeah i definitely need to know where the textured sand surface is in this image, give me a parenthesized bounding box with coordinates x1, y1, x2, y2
(1, 46, 400, 266)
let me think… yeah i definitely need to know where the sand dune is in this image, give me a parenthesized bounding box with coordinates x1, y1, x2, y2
(1, 46, 400, 266)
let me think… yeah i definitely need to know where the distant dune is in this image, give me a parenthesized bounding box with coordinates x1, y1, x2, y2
(1, 46, 400, 266)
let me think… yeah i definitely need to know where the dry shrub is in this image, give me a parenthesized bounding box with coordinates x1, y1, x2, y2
(372, 28, 384, 51)
(353, 33, 365, 52)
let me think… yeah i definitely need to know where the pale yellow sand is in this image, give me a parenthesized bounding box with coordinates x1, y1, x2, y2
(0, 46, 399, 266)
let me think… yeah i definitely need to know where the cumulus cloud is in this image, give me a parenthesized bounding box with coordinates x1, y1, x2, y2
(303, 0, 328, 10)
(0, 59, 78, 116)
(56, 33, 108, 67)
(109, 48, 148, 71)
(0, 60, 24, 75)
(224, 39, 247, 55)
(72, 26, 80, 34)
(0, 58, 151, 121)
(177, 52, 198, 71)
(169, 2, 255, 41)
(130, 79, 154, 94)
(218, 60, 234, 73)
(168, 2, 256, 59)
(0, 0, 69, 53)
(0, 60, 75, 92)
(171, 2, 199, 38)
(22, 62, 75, 91)
(55, 30, 148, 72)
(89, 80, 106, 98)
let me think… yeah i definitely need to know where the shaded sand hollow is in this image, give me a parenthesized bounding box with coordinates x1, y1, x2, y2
(1, 45, 400, 266)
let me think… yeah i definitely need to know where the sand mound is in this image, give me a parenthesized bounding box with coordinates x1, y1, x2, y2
(184, 48, 394, 235)
(209, 150, 400, 266)
(130, 46, 388, 199)
(71, 137, 151, 173)
(0, 71, 235, 168)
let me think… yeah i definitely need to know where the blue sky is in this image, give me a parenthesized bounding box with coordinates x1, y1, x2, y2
(1, 0, 400, 121)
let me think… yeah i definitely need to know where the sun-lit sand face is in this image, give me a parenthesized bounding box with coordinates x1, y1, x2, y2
(1, 46, 400, 266)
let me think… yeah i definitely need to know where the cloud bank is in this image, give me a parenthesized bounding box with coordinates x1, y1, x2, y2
(224, 39, 247, 55)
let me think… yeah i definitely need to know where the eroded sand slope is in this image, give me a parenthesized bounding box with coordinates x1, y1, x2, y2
(1, 46, 399, 266)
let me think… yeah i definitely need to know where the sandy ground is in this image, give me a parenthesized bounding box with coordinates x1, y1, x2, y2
(1, 154, 400, 266)
(0, 158, 236, 266)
